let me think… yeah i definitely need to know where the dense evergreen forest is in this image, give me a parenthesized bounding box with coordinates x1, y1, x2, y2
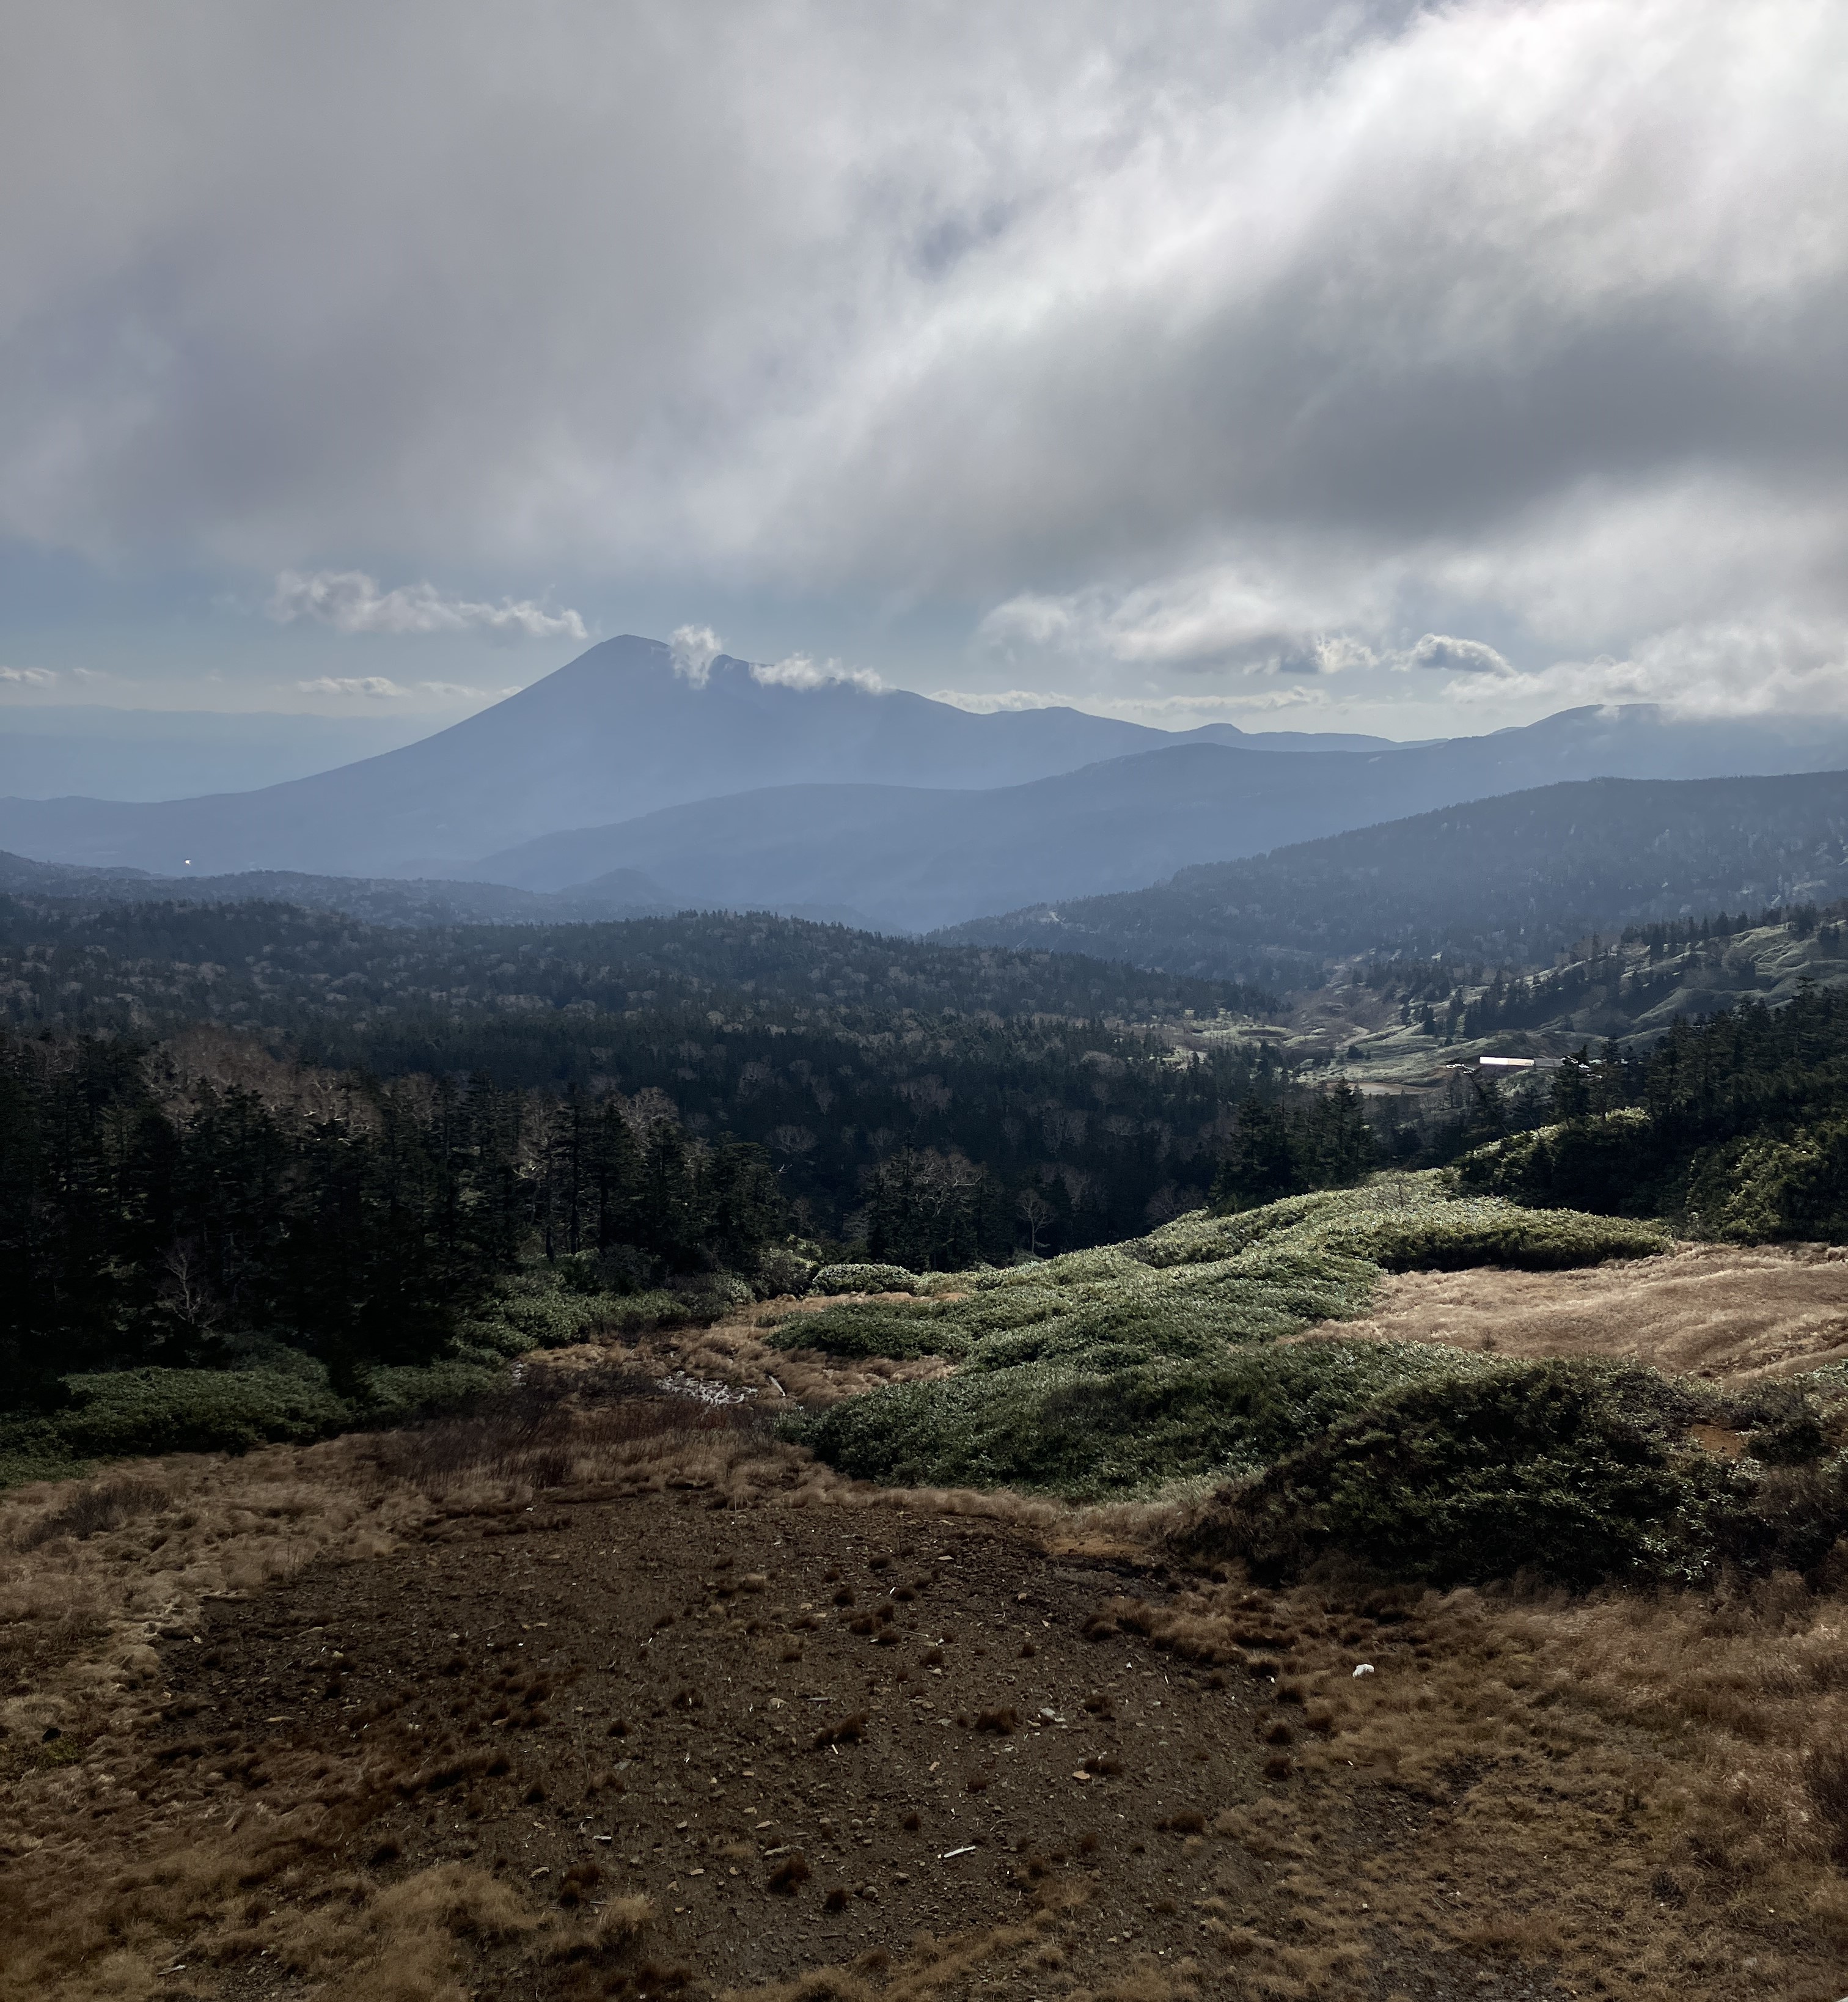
(0, 900, 1283, 1254)
(0, 897, 1264, 1030)
(1457, 985, 1848, 1238)
(15, 881, 1848, 1435)
(0, 902, 1297, 1412)
(0, 1027, 787, 1404)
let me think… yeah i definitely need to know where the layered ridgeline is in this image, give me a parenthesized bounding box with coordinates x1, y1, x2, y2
(418, 709, 1848, 932)
(942, 771, 1848, 981)
(7, 631, 1848, 926)
(0, 634, 1390, 879)
(0, 846, 668, 927)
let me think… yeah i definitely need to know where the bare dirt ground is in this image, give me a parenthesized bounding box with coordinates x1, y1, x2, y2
(1316, 1242, 1848, 1387)
(6, 1326, 1848, 2001)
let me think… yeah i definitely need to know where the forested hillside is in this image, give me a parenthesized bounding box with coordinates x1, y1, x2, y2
(0, 904, 1285, 1371)
(943, 771, 1848, 981)
(0, 1030, 784, 1407)
(1457, 983, 1848, 1241)
(1278, 900, 1848, 1082)
(0, 898, 1261, 1030)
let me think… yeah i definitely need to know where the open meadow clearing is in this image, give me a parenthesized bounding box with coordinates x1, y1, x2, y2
(9, 1190, 1848, 2002)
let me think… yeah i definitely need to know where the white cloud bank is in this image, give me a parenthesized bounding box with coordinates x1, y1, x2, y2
(750, 654, 883, 694)
(2, 3, 1846, 719)
(672, 625, 881, 694)
(295, 674, 519, 701)
(268, 571, 585, 641)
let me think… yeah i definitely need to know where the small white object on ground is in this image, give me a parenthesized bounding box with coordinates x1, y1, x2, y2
(1353, 1663, 1374, 1678)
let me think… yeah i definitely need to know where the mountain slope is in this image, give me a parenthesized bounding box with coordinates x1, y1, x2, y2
(0, 849, 669, 928)
(0, 636, 1380, 876)
(939, 770, 1848, 977)
(8, 626, 1848, 887)
(463, 717, 1848, 931)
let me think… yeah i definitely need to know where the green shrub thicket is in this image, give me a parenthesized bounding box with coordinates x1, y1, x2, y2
(0, 1258, 728, 1488)
(809, 1263, 924, 1296)
(0, 1352, 502, 1489)
(1178, 1358, 1848, 1590)
(801, 1338, 1481, 1498)
(766, 1299, 966, 1362)
(790, 1176, 1669, 1500)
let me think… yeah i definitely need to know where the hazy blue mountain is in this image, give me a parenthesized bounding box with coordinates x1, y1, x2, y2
(0, 706, 429, 800)
(1184, 723, 1420, 752)
(0, 636, 1376, 875)
(0, 848, 667, 928)
(5, 632, 1848, 896)
(466, 715, 1848, 931)
(937, 771, 1848, 977)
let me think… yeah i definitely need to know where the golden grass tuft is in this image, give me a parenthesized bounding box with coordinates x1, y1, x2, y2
(1319, 1239, 1848, 1385)
(595, 1892, 654, 1946)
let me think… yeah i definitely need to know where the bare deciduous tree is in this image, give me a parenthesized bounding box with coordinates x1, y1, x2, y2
(1016, 1188, 1054, 1258)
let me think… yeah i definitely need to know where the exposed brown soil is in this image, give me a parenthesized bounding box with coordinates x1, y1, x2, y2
(630, 1302, 956, 1411)
(6, 1341, 1848, 2000)
(1313, 1241, 1848, 1386)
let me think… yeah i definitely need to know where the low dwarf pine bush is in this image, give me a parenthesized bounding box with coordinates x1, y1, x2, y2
(766, 1299, 969, 1362)
(1172, 1358, 1807, 1588)
(793, 1339, 1484, 1500)
(809, 1262, 924, 1296)
(789, 1176, 1674, 1502)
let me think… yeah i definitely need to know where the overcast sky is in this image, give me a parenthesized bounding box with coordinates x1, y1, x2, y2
(1, 0, 1844, 738)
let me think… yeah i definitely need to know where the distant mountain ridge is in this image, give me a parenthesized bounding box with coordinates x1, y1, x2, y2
(5, 634, 1848, 921)
(0, 849, 669, 928)
(459, 712, 1848, 931)
(0, 635, 1395, 877)
(937, 771, 1848, 977)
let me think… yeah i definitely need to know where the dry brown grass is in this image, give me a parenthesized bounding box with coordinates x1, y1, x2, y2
(0, 1375, 770, 2002)
(615, 1305, 956, 1410)
(0, 1443, 418, 1752)
(10, 1332, 1848, 1999)
(1314, 1238, 1848, 1385)
(1080, 1564, 1848, 1998)
(718, 1902, 1109, 2002)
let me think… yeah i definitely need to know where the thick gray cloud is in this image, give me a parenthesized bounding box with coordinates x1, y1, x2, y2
(1, 1, 1844, 719)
